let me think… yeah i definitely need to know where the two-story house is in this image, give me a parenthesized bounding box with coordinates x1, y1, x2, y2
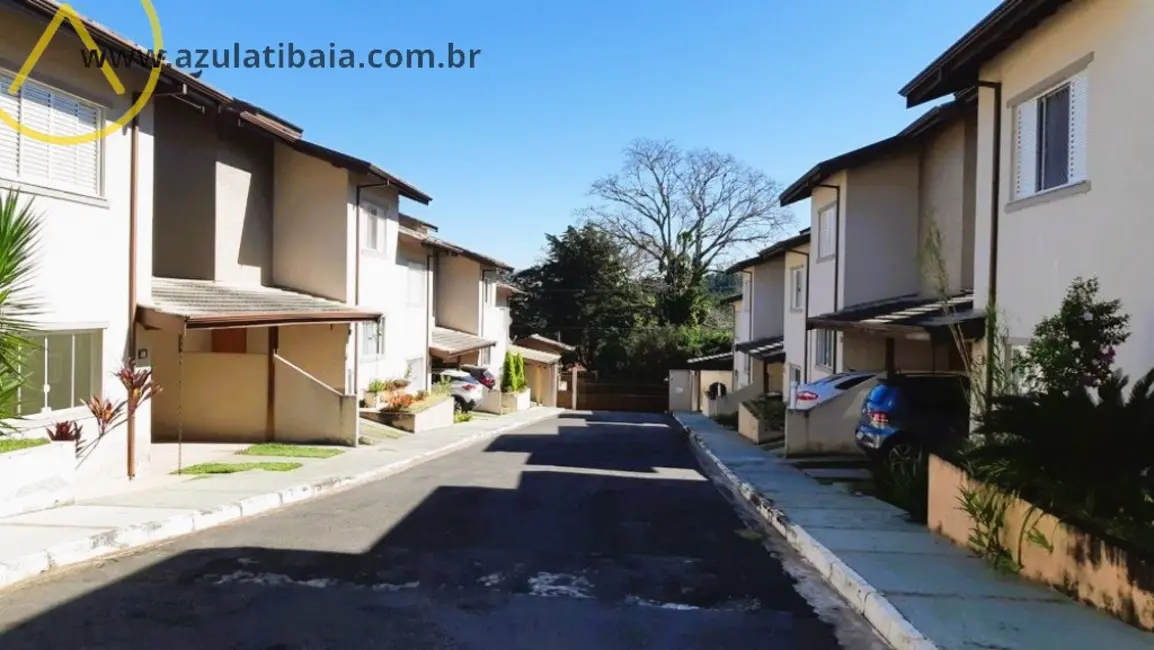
(726, 229, 812, 398)
(779, 94, 984, 383)
(901, 0, 1150, 383)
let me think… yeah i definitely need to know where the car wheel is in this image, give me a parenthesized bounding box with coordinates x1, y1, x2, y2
(453, 396, 467, 412)
(886, 440, 925, 466)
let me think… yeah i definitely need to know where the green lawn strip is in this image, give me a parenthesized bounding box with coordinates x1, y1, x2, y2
(174, 461, 302, 476)
(0, 438, 49, 455)
(237, 443, 344, 459)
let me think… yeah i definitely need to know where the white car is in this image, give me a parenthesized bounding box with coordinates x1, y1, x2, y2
(431, 369, 484, 411)
(791, 371, 878, 411)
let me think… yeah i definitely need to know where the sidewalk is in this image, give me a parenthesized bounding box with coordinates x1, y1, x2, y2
(0, 407, 562, 591)
(674, 412, 1154, 650)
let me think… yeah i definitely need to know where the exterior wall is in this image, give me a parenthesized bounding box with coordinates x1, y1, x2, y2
(0, 7, 155, 476)
(843, 152, 921, 307)
(918, 115, 978, 295)
(279, 324, 350, 392)
(782, 244, 810, 384)
(272, 143, 351, 301)
(436, 254, 481, 334)
(733, 292, 750, 388)
(153, 100, 215, 280)
(841, 333, 938, 372)
(807, 175, 847, 380)
(973, 0, 1154, 377)
(750, 257, 785, 340)
(214, 122, 273, 285)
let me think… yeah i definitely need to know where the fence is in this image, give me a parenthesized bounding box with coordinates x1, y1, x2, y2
(558, 372, 667, 412)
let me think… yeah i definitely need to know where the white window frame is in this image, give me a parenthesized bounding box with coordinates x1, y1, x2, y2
(405, 259, 426, 307)
(362, 203, 387, 253)
(789, 265, 805, 311)
(13, 329, 102, 417)
(1013, 70, 1088, 201)
(816, 205, 836, 260)
(359, 317, 385, 358)
(814, 329, 836, 368)
(0, 68, 105, 199)
(482, 278, 497, 307)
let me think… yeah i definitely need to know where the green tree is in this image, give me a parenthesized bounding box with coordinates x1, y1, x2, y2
(500, 350, 517, 392)
(509, 225, 646, 369)
(0, 192, 42, 423)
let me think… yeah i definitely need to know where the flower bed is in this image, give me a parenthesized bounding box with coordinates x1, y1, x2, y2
(500, 389, 531, 413)
(928, 454, 1154, 630)
(0, 439, 76, 518)
(372, 393, 454, 433)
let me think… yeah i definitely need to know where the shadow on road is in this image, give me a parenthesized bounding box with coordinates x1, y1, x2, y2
(0, 412, 842, 650)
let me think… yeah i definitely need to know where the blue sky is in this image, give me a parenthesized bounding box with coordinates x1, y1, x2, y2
(73, 0, 997, 270)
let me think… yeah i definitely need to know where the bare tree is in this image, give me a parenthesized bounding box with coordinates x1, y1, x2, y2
(581, 139, 792, 284)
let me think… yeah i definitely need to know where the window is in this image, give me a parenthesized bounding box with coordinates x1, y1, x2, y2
(360, 317, 385, 357)
(1014, 71, 1088, 200)
(478, 347, 491, 366)
(406, 260, 426, 306)
(362, 204, 387, 252)
(482, 278, 496, 306)
(817, 205, 836, 259)
(10, 330, 101, 416)
(815, 329, 836, 368)
(789, 266, 805, 311)
(0, 71, 102, 197)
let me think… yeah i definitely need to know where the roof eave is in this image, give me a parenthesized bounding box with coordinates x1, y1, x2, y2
(137, 306, 383, 332)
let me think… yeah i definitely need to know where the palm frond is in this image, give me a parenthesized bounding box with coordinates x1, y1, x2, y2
(0, 191, 43, 424)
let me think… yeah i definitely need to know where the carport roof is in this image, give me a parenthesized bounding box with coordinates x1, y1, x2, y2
(734, 336, 785, 362)
(138, 277, 382, 331)
(509, 344, 560, 365)
(431, 327, 496, 357)
(807, 292, 985, 338)
(686, 351, 734, 370)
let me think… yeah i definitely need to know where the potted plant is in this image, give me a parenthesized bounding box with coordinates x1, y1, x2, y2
(500, 352, 532, 412)
(365, 378, 387, 408)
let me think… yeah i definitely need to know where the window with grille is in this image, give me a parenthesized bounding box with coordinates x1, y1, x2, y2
(1014, 71, 1088, 200)
(815, 329, 836, 368)
(9, 330, 102, 416)
(0, 71, 102, 197)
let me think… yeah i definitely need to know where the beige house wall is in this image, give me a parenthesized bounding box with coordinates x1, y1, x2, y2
(972, 0, 1154, 378)
(436, 254, 481, 334)
(918, 116, 978, 295)
(782, 244, 810, 389)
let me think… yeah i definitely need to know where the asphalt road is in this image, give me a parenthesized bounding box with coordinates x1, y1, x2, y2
(0, 411, 885, 650)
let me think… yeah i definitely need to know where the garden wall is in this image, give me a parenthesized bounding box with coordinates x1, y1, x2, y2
(0, 442, 75, 518)
(928, 455, 1154, 631)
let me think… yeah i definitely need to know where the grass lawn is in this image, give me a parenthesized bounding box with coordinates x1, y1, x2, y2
(174, 461, 302, 475)
(237, 443, 344, 459)
(0, 438, 49, 455)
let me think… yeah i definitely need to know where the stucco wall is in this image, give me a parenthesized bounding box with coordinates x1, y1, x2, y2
(0, 7, 154, 476)
(272, 144, 351, 301)
(918, 115, 977, 296)
(843, 152, 922, 307)
(972, 0, 1154, 378)
(751, 257, 785, 340)
(273, 355, 357, 446)
(436, 254, 481, 334)
(807, 178, 846, 379)
(841, 333, 938, 372)
(153, 99, 216, 280)
(214, 122, 273, 286)
(279, 324, 349, 392)
(782, 245, 810, 383)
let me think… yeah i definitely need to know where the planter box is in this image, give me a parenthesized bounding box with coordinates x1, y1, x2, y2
(374, 396, 454, 433)
(928, 454, 1154, 631)
(0, 441, 76, 518)
(500, 389, 531, 413)
(737, 401, 783, 444)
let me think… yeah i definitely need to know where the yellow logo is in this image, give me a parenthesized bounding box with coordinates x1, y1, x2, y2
(0, 1, 164, 146)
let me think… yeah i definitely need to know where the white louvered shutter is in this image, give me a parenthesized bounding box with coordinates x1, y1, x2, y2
(1068, 71, 1089, 183)
(18, 84, 52, 186)
(1014, 98, 1038, 199)
(0, 72, 19, 180)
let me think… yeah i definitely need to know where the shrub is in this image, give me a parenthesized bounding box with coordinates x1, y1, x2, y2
(415, 389, 429, 401)
(500, 351, 517, 392)
(367, 378, 387, 393)
(381, 393, 417, 412)
(46, 420, 81, 442)
(745, 396, 785, 431)
(454, 410, 474, 424)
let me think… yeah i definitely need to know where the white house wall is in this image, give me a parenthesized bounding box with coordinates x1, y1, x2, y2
(843, 152, 921, 308)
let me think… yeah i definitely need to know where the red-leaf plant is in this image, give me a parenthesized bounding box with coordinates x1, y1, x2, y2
(116, 361, 160, 416)
(46, 420, 82, 455)
(85, 396, 126, 438)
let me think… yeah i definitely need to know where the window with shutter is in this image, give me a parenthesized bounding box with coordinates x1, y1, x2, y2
(817, 206, 836, 259)
(362, 203, 387, 252)
(0, 70, 102, 197)
(790, 266, 805, 310)
(1013, 69, 1089, 201)
(406, 260, 425, 306)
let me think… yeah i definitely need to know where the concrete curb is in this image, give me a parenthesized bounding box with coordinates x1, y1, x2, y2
(0, 409, 560, 591)
(674, 415, 937, 650)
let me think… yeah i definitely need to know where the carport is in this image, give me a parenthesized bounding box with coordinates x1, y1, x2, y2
(733, 336, 785, 394)
(806, 291, 985, 375)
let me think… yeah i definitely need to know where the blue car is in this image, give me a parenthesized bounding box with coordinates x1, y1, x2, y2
(854, 372, 971, 462)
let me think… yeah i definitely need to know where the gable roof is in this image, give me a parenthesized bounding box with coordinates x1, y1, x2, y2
(290, 140, 432, 205)
(725, 229, 812, 274)
(515, 334, 576, 353)
(780, 94, 976, 206)
(900, 0, 1073, 107)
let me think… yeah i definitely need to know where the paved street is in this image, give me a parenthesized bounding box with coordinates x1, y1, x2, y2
(0, 412, 883, 649)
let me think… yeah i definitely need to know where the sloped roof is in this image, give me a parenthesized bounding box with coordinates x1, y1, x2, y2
(515, 334, 576, 353)
(138, 277, 380, 330)
(807, 292, 984, 338)
(734, 336, 785, 362)
(431, 327, 496, 357)
(510, 344, 560, 365)
(725, 229, 813, 273)
(686, 351, 734, 370)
